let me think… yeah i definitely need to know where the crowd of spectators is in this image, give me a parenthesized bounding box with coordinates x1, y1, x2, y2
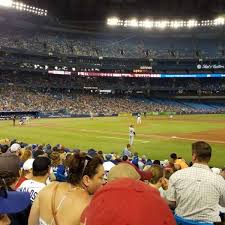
(0, 138, 224, 225)
(1, 86, 225, 114)
(0, 28, 224, 59)
(0, 83, 225, 114)
(1, 73, 225, 115)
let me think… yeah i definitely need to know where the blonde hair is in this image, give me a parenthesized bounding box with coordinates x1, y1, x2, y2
(50, 152, 61, 167)
(20, 149, 32, 163)
(148, 165, 165, 184)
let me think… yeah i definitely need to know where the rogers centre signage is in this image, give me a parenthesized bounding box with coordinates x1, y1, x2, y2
(78, 72, 160, 78)
(197, 64, 225, 70)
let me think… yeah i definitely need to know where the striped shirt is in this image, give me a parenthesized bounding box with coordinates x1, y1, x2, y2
(166, 163, 225, 223)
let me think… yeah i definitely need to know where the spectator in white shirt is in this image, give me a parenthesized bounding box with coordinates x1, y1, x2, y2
(17, 157, 51, 202)
(166, 141, 225, 225)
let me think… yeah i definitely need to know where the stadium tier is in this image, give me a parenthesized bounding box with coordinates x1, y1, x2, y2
(0, 8, 225, 116)
(0, 8, 225, 76)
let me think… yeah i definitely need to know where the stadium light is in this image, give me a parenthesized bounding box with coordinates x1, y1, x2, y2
(128, 18, 138, 27)
(142, 20, 154, 28)
(107, 16, 225, 30)
(0, 0, 13, 7)
(155, 20, 169, 29)
(10, 1, 47, 16)
(170, 20, 185, 28)
(214, 17, 225, 25)
(187, 19, 198, 28)
(107, 17, 119, 26)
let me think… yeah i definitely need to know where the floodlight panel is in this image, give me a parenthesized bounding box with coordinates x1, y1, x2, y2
(214, 17, 225, 25)
(187, 19, 198, 28)
(128, 18, 138, 27)
(143, 20, 154, 28)
(155, 20, 169, 29)
(107, 17, 119, 26)
(0, 0, 13, 7)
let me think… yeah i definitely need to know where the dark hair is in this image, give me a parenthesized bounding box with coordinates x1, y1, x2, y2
(0, 145, 8, 154)
(153, 160, 161, 165)
(122, 155, 128, 161)
(33, 157, 51, 176)
(127, 144, 131, 148)
(33, 169, 49, 177)
(52, 146, 58, 152)
(97, 151, 104, 160)
(33, 150, 45, 159)
(38, 145, 43, 151)
(170, 153, 177, 160)
(63, 153, 73, 168)
(0, 171, 17, 187)
(165, 169, 173, 179)
(68, 153, 103, 185)
(192, 141, 212, 163)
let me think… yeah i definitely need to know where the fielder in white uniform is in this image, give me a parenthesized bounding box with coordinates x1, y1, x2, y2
(90, 112, 94, 120)
(129, 125, 135, 145)
(25, 116, 31, 124)
(137, 113, 141, 124)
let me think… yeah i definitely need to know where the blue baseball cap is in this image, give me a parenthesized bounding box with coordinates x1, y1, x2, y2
(0, 190, 31, 214)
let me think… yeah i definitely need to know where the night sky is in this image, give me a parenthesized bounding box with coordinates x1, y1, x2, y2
(23, 0, 225, 21)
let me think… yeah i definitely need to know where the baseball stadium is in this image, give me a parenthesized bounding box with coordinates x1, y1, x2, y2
(0, 0, 225, 224)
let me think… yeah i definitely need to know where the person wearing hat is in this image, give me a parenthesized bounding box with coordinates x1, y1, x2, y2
(17, 157, 51, 202)
(0, 185, 31, 225)
(7, 143, 21, 156)
(80, 178, 176, 225)
(0, 151, 20, 190)
(103, 154, 115, 176)
(0, 169, 31, 225)
(129, 125, 135, 146)
(15, 158, 35, 189)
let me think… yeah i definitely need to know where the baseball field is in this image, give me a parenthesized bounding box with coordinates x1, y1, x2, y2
(0, 114, 225, 167)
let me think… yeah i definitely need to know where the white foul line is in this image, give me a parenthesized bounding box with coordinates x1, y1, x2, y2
(170, 136, 225, 144)
(96, 135, 150, 143)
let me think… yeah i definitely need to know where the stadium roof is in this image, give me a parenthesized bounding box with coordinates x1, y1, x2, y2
(22, 0, 225, 21)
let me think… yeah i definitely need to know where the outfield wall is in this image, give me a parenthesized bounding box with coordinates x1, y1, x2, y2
(2, 111, 225, 119)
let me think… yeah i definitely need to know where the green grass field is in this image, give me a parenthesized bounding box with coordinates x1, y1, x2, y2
(0, 114, 225, 167)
